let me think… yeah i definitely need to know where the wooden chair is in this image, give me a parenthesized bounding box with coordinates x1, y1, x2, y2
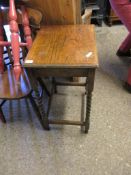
(0, 65, 43, 126)
(0, 2, 42, 62)
(0, 0, 33, 80)
(0, 0, 44, 127)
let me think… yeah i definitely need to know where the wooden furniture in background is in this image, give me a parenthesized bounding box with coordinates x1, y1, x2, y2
(82, 8, 92, 24)
(107, 8, 121, 26)
(26, 0, 82, 25)
(24, 25, 99, 133)
(82, 0, 106, 26)
(105, 0, 121, 26)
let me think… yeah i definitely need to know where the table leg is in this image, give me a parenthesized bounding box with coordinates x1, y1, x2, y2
(37, 77, 51, 97)
(28, 93, 45, 129)
(35, 89, 50, 130)
(47, 78, 55, 116)
(52, 77, 58, 94)
(85, 69, 96, 133)
(27, 69, 50, 130)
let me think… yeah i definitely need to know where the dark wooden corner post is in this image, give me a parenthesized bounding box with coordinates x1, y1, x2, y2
(85, 68, 96, 133)
(26, 69, 50, 130)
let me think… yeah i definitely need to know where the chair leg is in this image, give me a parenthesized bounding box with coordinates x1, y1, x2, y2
(0, 100, 6, 107)
(0, 107, 6, 123)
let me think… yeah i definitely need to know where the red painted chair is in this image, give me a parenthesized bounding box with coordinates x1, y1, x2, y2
(0, 0, 33, 80)
(0, 0, 44, 127)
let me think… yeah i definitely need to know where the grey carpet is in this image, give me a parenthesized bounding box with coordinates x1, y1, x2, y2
(0, 25, 131, 175)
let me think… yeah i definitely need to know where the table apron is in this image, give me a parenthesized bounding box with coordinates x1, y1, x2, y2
(25, 67, 96, 77)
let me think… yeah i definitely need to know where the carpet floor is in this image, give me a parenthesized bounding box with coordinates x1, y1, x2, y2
(0, 24, 131, 175)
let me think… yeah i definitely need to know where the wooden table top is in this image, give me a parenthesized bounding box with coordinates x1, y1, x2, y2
(24, 24, 99, 68)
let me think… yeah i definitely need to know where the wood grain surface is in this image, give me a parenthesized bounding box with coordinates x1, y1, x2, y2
(0, 67, 31, 99)
(24, 25, 98, 68)
(26, 0, 81, 24)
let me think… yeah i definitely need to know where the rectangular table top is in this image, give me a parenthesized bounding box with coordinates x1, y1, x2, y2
(24, 24, 99, 69)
